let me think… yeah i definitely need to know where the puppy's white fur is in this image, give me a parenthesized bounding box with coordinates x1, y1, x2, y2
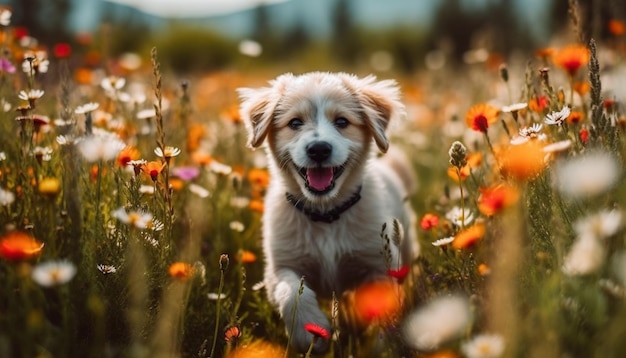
(239, 72, 418, 353)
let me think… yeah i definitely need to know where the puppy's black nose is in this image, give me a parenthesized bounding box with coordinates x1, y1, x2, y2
(306, 141, 332, 163)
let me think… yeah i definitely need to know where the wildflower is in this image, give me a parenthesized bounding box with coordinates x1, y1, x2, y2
(387, 265, 411, 281)
(53, 43, 72, 58)
(249, 199, 264, 213)
(187, 123, 206, 152)
(146, 219, 164, 232)
(168, 262, 194, 280)
(38, 177, 61, 197)
(101, 76, 126, 92)
(116, 146, 141, 167)
(432, 237, 455, 247)
(579, 127, 589, 145)
(76, 132, 126, 162)
(220, 254, 230, 271)
(465, 104, 499, 133)
(141, 160, 166, 181)
(553, 44, 590, 77)
(448, 141, 467, 169)
(169, 178, 185, 191)
(31, 260, 77, 287)
(0, 187, 15, 206)
(247, 168, 270, 189)
(207, 292, 227, 300)
(33, 146, 53, 163)
(128, 159, 147, 176)
(22, 52, 49, 74)
(477, 184, 519, 216)
(0, 231, 44, 261)
(574, 209, 622, 241)
(189, 183, 210, 198)
(562, 235, 605, 276)
(352, 279, 403, 325)
(239, 39, 263, 57)
(225, 339, 285, 358)
(498, 141, 547, 181)
(478, 263, 491, 276)
(137, 108, 157, 120)
(171, 166, 200, 181)
(239, 250, 257, 264)
(446, 207, 475, 227)
(75, 102, 99, 114)
(18, 89, 44, 108)
(304, 322, 330, 340)
(609, 19, 626, 36)
(0, 58, 15, 73)
(528, 95, 549, 112)
(501, 102, 528, 113)
(542, 139, 572, 154)
(447, 165, 471, 182)
(452, 222, 486, 250)
(224, 325, 242, 343)
(403, 295, 472, 351)
(229, 221, 245, 233)
(461, 333, 505, 358)
(511, 123, 545, 145)
(567, 110, 584, 124)
(0, 7, 11, 26)
(154, 146, 181, 162)
(97, 264, 117, 274)
(553, 151, 620, 199)
(544, 106, 571, 126)
(112, 207, 153, 229)
(209, 160, 233, 175)
(420, 213, 440, 230)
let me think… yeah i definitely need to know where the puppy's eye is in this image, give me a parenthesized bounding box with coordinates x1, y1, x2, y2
(334, 117, 349, 129)
(288, 118, 303, 130)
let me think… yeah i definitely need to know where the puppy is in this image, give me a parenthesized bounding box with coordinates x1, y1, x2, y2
(238, 72, 418, 353)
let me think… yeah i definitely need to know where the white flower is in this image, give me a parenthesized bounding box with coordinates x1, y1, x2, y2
(18, 89, 44, 101)
(139, 185, 155, 195)
(75, 102, 99, 114)
(32, 260, 77, 287)
(574, 209, 622, 241)
(238, 39, 263, 57)
(0, 7, 12, 26)
(146, 219, 164, 232)
(97, 264, 117, 274)
(112, 207, 153, 229)
(137, 108, 157, 120)
(209, 161, 233, 175)
(562, 235, 606, 276)
(101, 76, 126, 92)
(76, 131, 125, 162)
(230, 196, 250, 209)
(543, 139, 572, 154)
(207, 292, 227, 300)
(461, 333, 506, 358)
(553, 151, 620, 199)
(501, 102, 528, 113)
(432, 236, 454, 247)
(446, 207, 475, 227)
(229, 221, 245, 233)
(189, 183, 210, 198)
(0, 151, 6, 160)
(511, 123, 546, 145)
(33, 146, 53, 161)
(154, 146, 181, 159)
(0, 187, 15, 206)
(544, 106, 571, 126)
(402, 295, 472, 350)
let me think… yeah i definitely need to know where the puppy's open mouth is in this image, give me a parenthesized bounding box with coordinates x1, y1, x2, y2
(297, 165, 345, 195)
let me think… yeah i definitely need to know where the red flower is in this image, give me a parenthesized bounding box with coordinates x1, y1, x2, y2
(303, 323, 330, 340)
(579, 127, 589, 145)
(387, 265, 410, 282)
(224, 325, 242, 342)
(420, 213, 440, 230)
(465, 104, 499, 133)
(0, 231, 44, 261)
(53, 43, 72, 58)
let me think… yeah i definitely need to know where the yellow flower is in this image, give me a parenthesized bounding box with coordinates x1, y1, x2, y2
(38, 177, 60, 197)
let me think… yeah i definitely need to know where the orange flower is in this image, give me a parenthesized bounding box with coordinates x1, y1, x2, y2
(223, 325, 242, 343)
(187, 123, 206, 153)
(478, 263, 491, 276)
(352, 279, 403, 325)
(424, 350, 460, 358)
(534, 47, 555, 61)
(225, 339, 285, 358)
(567, 110, 584, 125)
(528, 95, 549, 113)
(609, 19, 626, 36)
(553, 44, 590, 77)
(191, 151, 213, 166)
(116, 146, 141, 167)
(168, 262, 194, 280)
(221, 105, 243, 125)
(239, 250, 257, 264)
(477, 183, 519, 216)
(573, 81, 590, 96)
(247, 168, 270, 189)
(447, 165, 470, 182)
(0, 231, 44, 261)
(452, 222, 486, 250)
(420, 213, 440, 230)
(142, 161, 166, 181)
(38, 177, 60, 197)
(465, 103, 499, 133)
(249, 199, 264, 213)
(498, 141, 547, 181)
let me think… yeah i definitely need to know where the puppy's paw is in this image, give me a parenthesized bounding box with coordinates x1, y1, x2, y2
(288, 309, 331, 354)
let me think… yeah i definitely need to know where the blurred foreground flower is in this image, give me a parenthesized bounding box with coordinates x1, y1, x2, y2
(562, 235, 605, 276)
(0, 187, 15, 206)
(574, 209, 622, 241)
(168, 262, 194, 280)
(452, 222, 486, 250)
(498, 141, 547, 181)
(38, 177, 60, 197)
(461, 333, 505, 358)
(352, 279, 403, 325)
(420, 213, 440, 230)
(477, 184, 519, 216)
(0, 231, 44, 261)
(553, 44, 590, 77)
(112, 207, 153, 229)
(32, 260, 77, 287)
(403, 295, 471, 351)
(553, 151, 620, 199)
(76, 133, 126, 162)
(225, 339, 285, 358)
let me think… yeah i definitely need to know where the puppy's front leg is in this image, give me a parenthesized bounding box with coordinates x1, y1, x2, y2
(271, 269, 331, 354)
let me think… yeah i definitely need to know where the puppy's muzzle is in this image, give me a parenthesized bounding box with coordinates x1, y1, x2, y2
(306, 141, 332, 163)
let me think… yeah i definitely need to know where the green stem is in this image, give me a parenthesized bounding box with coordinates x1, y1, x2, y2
(285, 277, 305, 358)
(209, 268, 225, 358)
(456, 167, 466, 230)
(304, 336, 318, 358)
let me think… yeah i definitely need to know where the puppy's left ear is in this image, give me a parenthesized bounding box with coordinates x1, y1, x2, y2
(347, 75, 405, 153)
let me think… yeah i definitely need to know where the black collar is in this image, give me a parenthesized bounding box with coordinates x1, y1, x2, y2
(285, 186, 362, 223)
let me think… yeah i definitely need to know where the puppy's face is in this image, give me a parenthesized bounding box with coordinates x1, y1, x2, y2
(239, 72, 404, 203)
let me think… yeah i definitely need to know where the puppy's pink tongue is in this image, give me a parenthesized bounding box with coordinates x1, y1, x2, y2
(307, 167, 333, 191)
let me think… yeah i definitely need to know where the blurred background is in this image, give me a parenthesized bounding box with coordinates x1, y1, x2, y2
(1, 0, 624, 74)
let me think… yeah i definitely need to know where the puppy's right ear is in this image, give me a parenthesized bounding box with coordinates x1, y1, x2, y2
(238, 74, 291, 148)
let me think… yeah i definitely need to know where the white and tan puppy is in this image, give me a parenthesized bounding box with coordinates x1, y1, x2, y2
(239, 72, 417, 353)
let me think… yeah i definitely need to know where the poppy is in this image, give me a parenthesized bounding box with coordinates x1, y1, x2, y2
(0, 231, 44, 261)
(465, 103, 499, 133)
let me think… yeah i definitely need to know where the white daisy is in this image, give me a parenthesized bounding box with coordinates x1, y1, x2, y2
(501, 102, 528, 113)
(544, 106, 571, 126)
(97, 264, 117, 274)
(101, 76, 126, 92)
(553, 151, 620, 199)
(18, 89, 44, 101)
(209, 161, 233, 175)
(75, 102, 100, 114)
(32, 260, 77, 287)
(112, 207, 153, 229)
(189, 183, 210, 198)
(432, 236, 455, 247)
(461, 333, 506, 358)
(446, 206, 475, 227)
(402, 295, 472, 350)
(137, 108, 157, 120)
(76, 131, 125, 162)
(562, 235, 606, 276)
(154, 146, 181, 159)
(574, 209, 622, 241)
(229, 221, 245, 233)
(543, 139, 572, 154)
(0, 187, 15, 206)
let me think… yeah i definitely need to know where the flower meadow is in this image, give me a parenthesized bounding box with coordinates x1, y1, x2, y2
(1, 5, 626, 358)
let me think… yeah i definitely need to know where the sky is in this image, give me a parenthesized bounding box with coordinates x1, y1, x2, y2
(105, 0, 289, 17)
